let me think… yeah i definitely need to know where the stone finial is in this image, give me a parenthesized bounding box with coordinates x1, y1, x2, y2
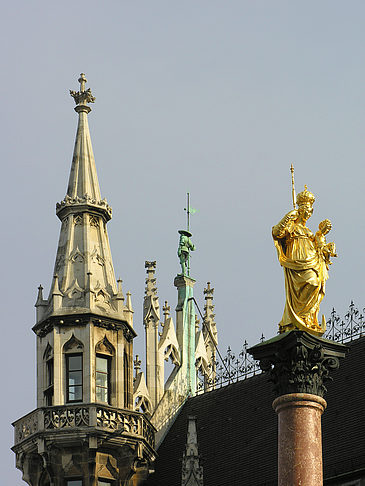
(116, 278, 125, 301)
(163, 301, 170, 322)
(51, 274, 63, 311)
(126, 291, 133, 312)
(134, 355, 142, 377)
(70, 73, 95, 106)
(145, 261, 157, 270)
(203, 281, 214, 298)
(181, 416, 204, 486)
(203, 282, 215, 320)
(145, 261, 158, 297)
(35, 285, 44, 306)
(52, 274, 62, 296)
(79, 73, 87, 92)
(203, 281, 217, 344)
(195, 315, 200, 334)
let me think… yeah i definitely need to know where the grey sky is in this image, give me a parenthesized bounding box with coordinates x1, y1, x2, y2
(2, 1, 365, 483)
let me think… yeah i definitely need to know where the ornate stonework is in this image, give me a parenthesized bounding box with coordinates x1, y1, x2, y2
(13, 74, 154, 486)
(248, 330, 348, 398)
(181, 416, 204, 486)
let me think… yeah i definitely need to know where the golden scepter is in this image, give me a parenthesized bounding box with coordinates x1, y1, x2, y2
(290, 164, 296, 209)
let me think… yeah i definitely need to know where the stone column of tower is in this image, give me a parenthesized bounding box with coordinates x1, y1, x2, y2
(174, 275, 197, 395)
(150, 272, 196, 439)
(249, 331, 347, 486)
(143, 261, 164, 408)
(12, 74, 156, 486)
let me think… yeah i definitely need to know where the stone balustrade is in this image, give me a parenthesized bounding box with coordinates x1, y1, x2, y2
(13, 404, 155, 449)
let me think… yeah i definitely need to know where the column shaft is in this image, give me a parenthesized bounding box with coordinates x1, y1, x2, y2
(273, 393, 327, 486)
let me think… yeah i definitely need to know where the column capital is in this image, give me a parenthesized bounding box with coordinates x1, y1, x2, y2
(248, 330, 348, 398)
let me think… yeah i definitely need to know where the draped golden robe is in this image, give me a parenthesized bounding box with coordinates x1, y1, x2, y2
(273, 220, 327, 335)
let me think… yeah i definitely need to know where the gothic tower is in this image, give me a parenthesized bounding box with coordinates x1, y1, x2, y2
(12, 75, 156, 486)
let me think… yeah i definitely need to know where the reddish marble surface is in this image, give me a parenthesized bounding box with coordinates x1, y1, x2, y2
(273, 393, 327, 486)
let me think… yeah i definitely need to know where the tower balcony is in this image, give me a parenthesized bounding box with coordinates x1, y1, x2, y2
(13, 403, 155, 455)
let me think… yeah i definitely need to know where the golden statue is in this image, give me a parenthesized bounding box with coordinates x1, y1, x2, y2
(272, 169, 337, 336)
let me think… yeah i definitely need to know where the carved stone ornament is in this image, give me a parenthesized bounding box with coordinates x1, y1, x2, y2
(64, 333, 84, 352)
(74, 214, 83, 225)
(91, 247, 105, 266)
(89, 215, 99, 227)
(123, 327, 134, 343)
(70, 74, 95, 106)
(56, 194, 112, 220)
(96, 335, 114, 355)
(248, 330, 348, 398)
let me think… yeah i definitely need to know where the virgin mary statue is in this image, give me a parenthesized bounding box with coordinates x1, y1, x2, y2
(272, 186, 336, 336)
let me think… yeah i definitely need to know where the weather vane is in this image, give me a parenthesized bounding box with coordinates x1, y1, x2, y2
(184, 192, 197, 232)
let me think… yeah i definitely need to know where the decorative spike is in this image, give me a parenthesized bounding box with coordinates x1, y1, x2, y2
(163, 301, 170, 322)
(52, 275, 62, 296)
(116, 278, 125, 300)
(203, 281, 214, 297)
(145, 261, 158, 296)
(70, 73, 95, 107)
(35, 285, 44, 306)
(134, 355, 142, 377)
(86, 272, 92, 291)
(51, 275, 62, 311)
(126, 291, 133, 311)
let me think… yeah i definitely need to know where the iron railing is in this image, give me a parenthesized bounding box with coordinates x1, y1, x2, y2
(197, 301, 365, 393)
(323, 301, 365, 343)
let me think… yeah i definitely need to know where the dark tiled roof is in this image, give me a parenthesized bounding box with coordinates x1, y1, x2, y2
(147, 337, 365, 486)
(323, 336, 365, 482)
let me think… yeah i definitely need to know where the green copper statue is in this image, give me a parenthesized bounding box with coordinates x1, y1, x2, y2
(178, 230, 195, 276)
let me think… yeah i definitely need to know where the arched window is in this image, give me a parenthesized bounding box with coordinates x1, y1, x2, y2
(64, 334, 84, 403)
(43, 344, 54, 406)
(95, 336, 114, 405)
(124, 352, 130, 408)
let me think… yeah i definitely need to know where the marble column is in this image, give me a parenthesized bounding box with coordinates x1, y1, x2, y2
(248, 331, 347, 486)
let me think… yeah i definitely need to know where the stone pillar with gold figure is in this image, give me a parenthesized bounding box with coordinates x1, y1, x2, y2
(249, 170, 346, 486)
(272, 183, 337, 336)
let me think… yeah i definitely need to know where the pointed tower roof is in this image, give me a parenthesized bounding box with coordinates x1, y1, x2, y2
(34, 74, 133, 330)
(56, 73, 112, 221)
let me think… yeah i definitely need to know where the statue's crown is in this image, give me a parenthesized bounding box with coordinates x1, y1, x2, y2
(296, 185, 315, 206)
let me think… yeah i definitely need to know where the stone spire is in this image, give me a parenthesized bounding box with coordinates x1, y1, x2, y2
(35, 74, 130, 325)
(181, 416, 204, 486)
(203, 282, 218, 346)
(143, 261, 163, 408)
